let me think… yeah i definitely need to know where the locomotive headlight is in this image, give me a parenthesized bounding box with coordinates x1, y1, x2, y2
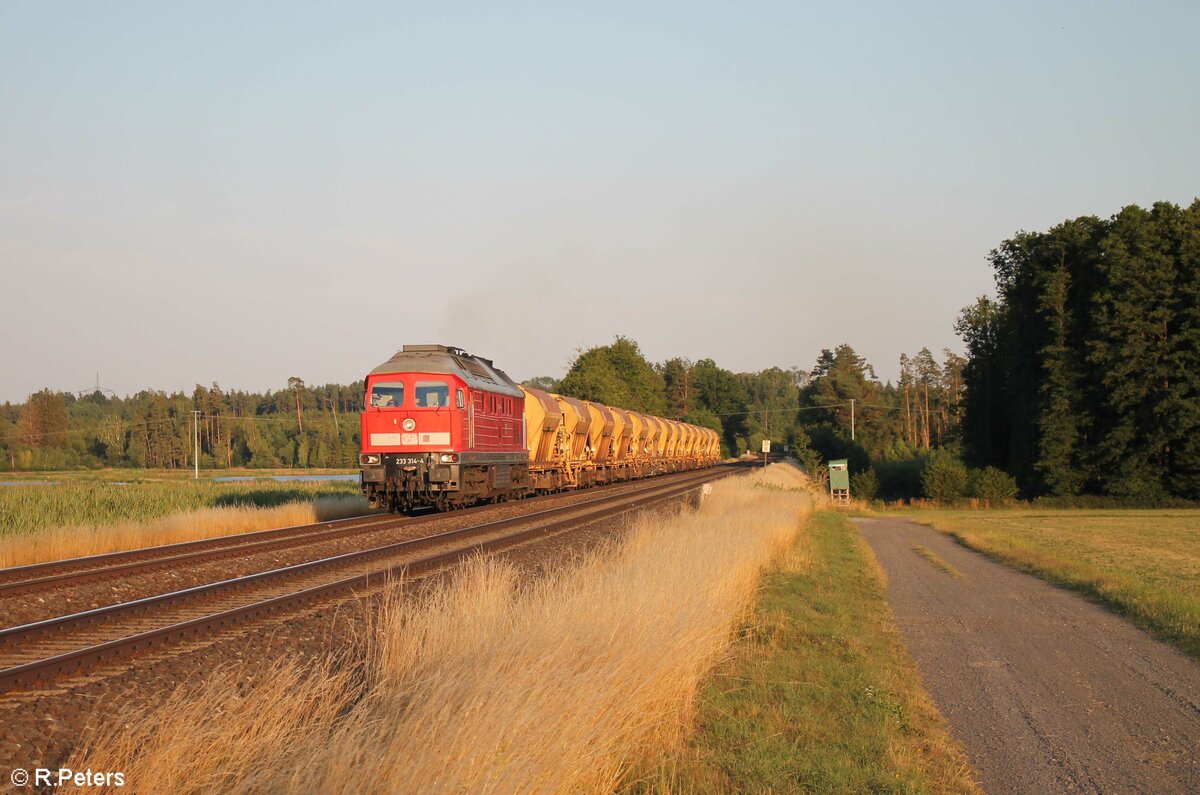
(359, 454, 381, 466)
(439, 454, 458, 463)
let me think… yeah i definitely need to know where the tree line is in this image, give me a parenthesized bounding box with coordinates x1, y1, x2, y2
(1, 381, 364, 471)
(958, 200, 1199, 500)
(6, 198, 1194, 502)
(543, 337, 967, 477)
(547, 200, 1199, 503)
(0, 339, 968, 485)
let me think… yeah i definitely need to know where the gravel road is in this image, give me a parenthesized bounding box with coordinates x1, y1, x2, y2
(854, 516, 1200, 795)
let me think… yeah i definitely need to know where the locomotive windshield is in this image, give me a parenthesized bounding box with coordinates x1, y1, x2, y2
(369, 381, 405, 408)
(415, 380, 450, 408)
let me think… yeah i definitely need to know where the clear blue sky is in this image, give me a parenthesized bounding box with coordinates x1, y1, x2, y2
(2, 1, 1197, 402)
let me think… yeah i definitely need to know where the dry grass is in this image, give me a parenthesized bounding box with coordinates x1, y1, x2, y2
(0, 494, 370, 569)
(70, 464, 811, 794)
(634, 511, 980, 794)
(74, 659, 362, 793)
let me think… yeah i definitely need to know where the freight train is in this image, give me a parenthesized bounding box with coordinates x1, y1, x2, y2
(359, 345, 721, 512)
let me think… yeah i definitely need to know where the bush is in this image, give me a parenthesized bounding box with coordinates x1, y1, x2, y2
(920, 449, 969, 502)
(850, 469, 879, 502)
(788, 429, 828, 494)
(873, 457, 926, 501)
(873, 458, 926, 501)
(971, 467, 1018, 504)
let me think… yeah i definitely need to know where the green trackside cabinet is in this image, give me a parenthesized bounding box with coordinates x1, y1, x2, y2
(828, 459, 850, 505)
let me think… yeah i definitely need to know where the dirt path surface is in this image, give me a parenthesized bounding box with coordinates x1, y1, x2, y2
(853, 517, 1200, 795)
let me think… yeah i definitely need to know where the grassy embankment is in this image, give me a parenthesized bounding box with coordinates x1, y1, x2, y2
(71, 465, 975, 794)
(903, 508, 1200, 658)
(0, 480, 369, 568)
(640, 510, 978, 793)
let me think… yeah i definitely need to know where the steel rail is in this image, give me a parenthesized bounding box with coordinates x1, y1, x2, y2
(0, 469, 734, 692)
(0, 469, 721, 648)
(0, 464, 737, 597)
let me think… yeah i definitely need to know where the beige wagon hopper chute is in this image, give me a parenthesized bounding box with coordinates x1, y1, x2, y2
(608, 407, 633, 462)
(551, 393, 593, 487)
(626, 412, 648, 461)
(665, 420, 681, 461)
(584, 401, 615, 463)
(519, 386, 562, 467)
(641, 413, 663, 474)
(646, 416, 666, 460)
(678, 423, 695, 464)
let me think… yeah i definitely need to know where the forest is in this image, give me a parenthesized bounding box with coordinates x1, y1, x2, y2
(959, 200, 1199, 500)
(2, 381, 363, 472)
(3, 199, 1196, 503)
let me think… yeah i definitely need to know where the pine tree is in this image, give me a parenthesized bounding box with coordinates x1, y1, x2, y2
(1089, 205, 1177, 498)
(1033, 218, 1102, 496)
(1167, 200, 1200, 497)
(957, 297, 1007, 471)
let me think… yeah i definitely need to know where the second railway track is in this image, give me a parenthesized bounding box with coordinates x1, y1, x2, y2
(0, 466, 739, 601)
(0, 466, 737, 695)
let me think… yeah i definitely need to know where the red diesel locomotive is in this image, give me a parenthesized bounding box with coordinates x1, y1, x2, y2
(359, 345, 529, 512)
(359, 344, 721, 512)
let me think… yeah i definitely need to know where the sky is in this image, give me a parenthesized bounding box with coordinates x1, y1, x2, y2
(2, 1, 1197, 402)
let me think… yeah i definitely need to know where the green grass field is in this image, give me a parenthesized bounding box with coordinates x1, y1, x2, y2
(902, 508, 1200, 658)
(0, 467, 355, 483)
(641, 512, 978, 793)
(0, 478, 361, 538)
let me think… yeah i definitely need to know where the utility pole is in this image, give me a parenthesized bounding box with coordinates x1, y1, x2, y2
(192, 410, 200, 480)
(850, 399, 856, 442)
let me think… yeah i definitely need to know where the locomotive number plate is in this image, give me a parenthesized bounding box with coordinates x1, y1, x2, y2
(389, 456, 425, 466)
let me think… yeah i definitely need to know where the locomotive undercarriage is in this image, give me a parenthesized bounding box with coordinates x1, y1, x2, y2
(361, 454, 534, 513)
(362, 454, 706, 513)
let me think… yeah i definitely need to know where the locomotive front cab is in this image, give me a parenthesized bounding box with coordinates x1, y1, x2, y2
(359, 345, 530, 513)
(360, 371, 468, 511)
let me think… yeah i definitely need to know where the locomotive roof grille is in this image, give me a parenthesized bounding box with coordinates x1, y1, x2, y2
(371, 344, 522, 397)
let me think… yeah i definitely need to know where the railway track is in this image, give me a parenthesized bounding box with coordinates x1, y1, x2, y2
(0, 466, 738, 694)
(0, 466, 733, 600)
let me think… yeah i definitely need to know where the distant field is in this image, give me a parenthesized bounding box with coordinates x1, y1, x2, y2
(0, 479, 362, 537)
(902, 509, 1200, 658)
(0, 467, 355, 483)
(0, 479, 369, 568)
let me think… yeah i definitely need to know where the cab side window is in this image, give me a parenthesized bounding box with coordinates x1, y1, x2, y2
(456, 389, 465, 409)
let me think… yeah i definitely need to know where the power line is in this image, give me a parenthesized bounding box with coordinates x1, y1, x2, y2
(671, 403, 850, 420)
(0, 416, 183, 445)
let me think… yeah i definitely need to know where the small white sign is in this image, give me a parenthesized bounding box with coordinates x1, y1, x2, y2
(761, 439, 771, 453)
